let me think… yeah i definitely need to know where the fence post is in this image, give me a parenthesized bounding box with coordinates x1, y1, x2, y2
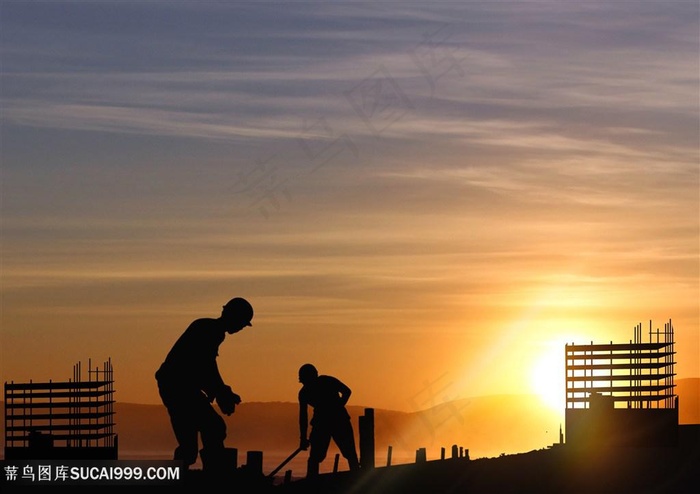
(246, 451, 263, 475)
(359, 408, 375, 470)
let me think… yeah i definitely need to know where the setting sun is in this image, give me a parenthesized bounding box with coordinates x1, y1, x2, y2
(530, 344, 566, 414)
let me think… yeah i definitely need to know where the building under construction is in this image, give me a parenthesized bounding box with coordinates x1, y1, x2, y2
(565, 320, 678, 449)
(4, 358, 117, 459)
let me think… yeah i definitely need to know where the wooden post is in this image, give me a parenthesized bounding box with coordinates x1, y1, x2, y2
(386, 445, 393, 467)
(451, 444, 458, 459)
(440, 447, 445, 460)
(359, 408, 375, 470)
(284, 470, 292, 484)
(226, 447, 238, 469)
(246, 451, 263, 476)
(415, 447, 427, 463)
(333, 453, 340, 473)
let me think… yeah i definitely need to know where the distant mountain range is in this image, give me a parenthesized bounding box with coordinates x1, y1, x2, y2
(2, 378, 697, 476)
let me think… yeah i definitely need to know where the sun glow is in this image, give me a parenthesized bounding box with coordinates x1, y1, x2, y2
(530, 345, 566, 413)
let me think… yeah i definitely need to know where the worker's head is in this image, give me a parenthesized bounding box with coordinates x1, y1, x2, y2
(298, 363, 318, 384)
(221, 297, 254, 334)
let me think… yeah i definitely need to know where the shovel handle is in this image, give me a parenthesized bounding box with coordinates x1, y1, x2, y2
(268, 447, 304, 477)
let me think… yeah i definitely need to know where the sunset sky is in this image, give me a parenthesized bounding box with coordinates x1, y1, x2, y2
(1, 1, 698, 420)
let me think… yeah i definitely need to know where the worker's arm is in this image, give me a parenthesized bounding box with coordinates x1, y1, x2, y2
(203, 328, 243, 407)
(202, 359, 229, 399)
(216, 384, 241, 415)
(337, 379, 352, 406)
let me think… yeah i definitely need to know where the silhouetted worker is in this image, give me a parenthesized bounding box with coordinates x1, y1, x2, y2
(155, 297, 254, 470)
(298, 363, 360, 477)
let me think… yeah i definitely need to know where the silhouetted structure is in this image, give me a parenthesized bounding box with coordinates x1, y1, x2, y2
(4, 358, 117, 459)
(565, 319, 678, 449)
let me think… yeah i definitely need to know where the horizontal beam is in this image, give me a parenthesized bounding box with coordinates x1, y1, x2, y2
(566, 384, 674, 393)
(5, 381, 112, 391)
(567, 362, 671, 371)
(5, 390, 113, 400)
(6, 423, 115, 432)
(3, 412, 113, 421)
(566, 373, 675, 382)
(5, 401, 115, 410)
(566, 394, 676, 403)
(565, 342, 671, 352)
(6, 432, 114, 441)
(565, 351, 675, 361)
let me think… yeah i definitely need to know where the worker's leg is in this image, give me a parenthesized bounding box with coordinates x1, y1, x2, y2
(199, 401, 227, 451)
(306, 456, 320, 478)
(168, 411, 198, 465)
(307, 426, 331, 477)
(198, 399, 229, 474)
(333, 419, 360, 471)
(158, 385, 201, 466)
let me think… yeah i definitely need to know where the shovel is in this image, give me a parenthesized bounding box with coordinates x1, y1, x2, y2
(268, 447, 304, 478)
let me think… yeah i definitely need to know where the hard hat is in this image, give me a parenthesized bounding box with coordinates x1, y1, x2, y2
(223, 297, 254, 326)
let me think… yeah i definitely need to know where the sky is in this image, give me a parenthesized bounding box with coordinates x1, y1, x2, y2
(1, 1, 698, 419)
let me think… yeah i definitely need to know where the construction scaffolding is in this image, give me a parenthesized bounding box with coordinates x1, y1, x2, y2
(564, 320, 678, 448)
(4, 358, 118, 459)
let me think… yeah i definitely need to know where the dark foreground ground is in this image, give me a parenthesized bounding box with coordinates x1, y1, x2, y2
(179, 425, 699, 494)
(4, 426, 697, 493)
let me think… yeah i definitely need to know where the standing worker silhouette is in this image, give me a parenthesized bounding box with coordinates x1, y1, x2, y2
(155, 297, 254, 471)
(298, 363, 360, 477)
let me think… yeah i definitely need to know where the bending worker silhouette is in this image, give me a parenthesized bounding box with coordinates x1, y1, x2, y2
(155, 297, 254, 470)
(298, 363, 360, 477)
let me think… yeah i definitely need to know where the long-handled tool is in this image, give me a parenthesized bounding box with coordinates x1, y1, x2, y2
(268, 447, 304, 478)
